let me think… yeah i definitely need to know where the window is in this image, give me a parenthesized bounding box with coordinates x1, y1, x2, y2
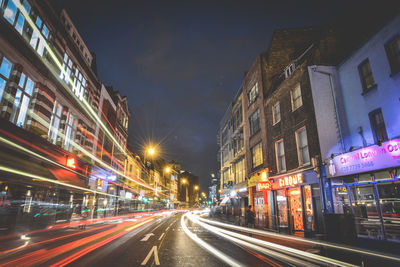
(233, 104, 242, 131)
(64, 112, 77, 151)
(248, 83, 258, 104)
(272, 102, 281, 125)
(233, 130, 244, 155)
(249, 109, 260, 135)
(251, 142, 263, 168)
(10, 73, 34, 128)
(59, 53, 86, 100)
(369, 108, 388, 143)
(234, 158, 245, 183)
(275, 140, 286, 172)
(284, 63, 295, 78)
(296, 127, 310, 166)
(48, 101, 63, 144)
(291, 84, 302, 111)
(385, 34, 400, 74)
(358, 59, 375, 92)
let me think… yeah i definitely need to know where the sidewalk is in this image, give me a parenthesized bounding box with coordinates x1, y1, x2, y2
(207, 212, 400, 258)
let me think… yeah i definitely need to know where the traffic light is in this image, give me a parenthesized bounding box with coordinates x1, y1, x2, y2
(143, 197, 149, 203)
(208, 200, 212, 205)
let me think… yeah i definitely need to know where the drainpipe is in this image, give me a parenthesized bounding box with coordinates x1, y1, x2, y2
(310, 66, 346, 153)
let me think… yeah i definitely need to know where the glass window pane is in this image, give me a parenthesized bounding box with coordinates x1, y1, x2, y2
(377, 182, 400, 242)
(42, 24, 49, 39)
(15, 13, 25, 34)
(18, 73, 26, 88)
(4, 0, 17, 24)
(350, 185, 382, 239)
(30, 29, 39, 49)
(11, 90, 22, 123)
(0, 77, 6, 103)
(22, 0, 31, 14)
(16, 95, 30, 127)
(25, 77, 34, 96)
(35, 16, 42, 28)
(0, 57, 13, 79)
(277, 190, 288, 227)
(332, 186, 351, 214)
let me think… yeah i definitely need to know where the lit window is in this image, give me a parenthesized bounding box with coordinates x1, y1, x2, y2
(358, 59, 376, 92)
(291, 84, 303, 111)
(64, 112, 77, 151)
(48, 101, 63, 144)
(249, 109, 260, 135)
(10, 73, 34, 128)
(0, 56, 12, 79)
(272, 102, 281, 125)
(3, 0, 17, 25)
(275, 140, 286, 172)
(234, 158, 245, 183)
(251, 142, 263, 169)
(296, 127, 310, 166)
(385, 34, 400, 74)
(248, 83, 258, 104)
(369, 108, 388, 143)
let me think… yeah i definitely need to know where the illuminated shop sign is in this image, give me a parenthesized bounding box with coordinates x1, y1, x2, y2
(256, 181, 272, 191)
(327, 138, 400, 177)
(275, 173, 304, 189)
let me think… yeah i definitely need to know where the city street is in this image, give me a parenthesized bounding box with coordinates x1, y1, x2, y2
(0, 211, 280, 266)
(0, 210, 399, 266)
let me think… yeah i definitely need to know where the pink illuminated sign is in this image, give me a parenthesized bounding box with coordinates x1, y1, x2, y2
(327, 139, 400, 177)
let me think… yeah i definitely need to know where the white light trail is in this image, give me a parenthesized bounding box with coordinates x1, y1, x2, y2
(180, 213, 242, 267)
(189, 214, 355, 267)
(197, 217, 400, 263)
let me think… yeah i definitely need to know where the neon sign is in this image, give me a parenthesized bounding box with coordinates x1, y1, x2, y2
(257, 181, 272, 191)
(327, 138, 400, 177)
(277, 173, 303, 189)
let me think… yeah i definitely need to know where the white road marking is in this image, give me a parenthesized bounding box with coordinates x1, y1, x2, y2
(141, 245, 160, 265)
(140, 233, 154, 241)
(158, 232, 165, 240)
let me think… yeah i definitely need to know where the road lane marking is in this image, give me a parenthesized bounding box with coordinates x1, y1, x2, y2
(140, 233, 154, 241)
(141, 246, 160, 265)
(158, 233, 165, 240)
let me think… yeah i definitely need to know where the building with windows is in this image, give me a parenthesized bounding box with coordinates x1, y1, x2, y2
(0, 0, 161, 233)
(309, 13, 400, 243)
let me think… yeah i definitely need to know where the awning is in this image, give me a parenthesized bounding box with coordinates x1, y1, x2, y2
(220, 196, 230, 206)
(48, 167, 86, 188)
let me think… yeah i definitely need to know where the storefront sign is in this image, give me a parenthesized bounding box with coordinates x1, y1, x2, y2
(256, 181, 272, 191)
(327, 138, 400, 177)
(275, 173, 304, 189)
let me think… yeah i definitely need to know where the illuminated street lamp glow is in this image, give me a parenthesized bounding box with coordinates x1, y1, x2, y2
(147, 147, 155, 156)
(181, 178, 187, 184)
(165, 167, 171, 173)
(194, 185, 199, 190)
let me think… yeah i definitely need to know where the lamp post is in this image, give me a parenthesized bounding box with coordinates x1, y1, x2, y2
(194, 185, 199, 207)
(181, 178, 188, 207)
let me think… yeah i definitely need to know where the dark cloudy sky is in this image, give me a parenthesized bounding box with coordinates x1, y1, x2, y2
(57, 0, 347, 191)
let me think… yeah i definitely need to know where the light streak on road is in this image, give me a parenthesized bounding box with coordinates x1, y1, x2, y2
(197, 216, 400, 263)
(0, 215, 158, 267)
(180, 214, 243, 267)
(188, 213, 355, 267)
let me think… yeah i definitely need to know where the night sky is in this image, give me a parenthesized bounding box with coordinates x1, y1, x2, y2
(57, 0, 348, 191)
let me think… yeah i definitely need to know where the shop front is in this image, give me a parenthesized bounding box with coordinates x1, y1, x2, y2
(327, 139, 400, 243)
(248, 169, 270, 228)
(268, 169, 321, 235)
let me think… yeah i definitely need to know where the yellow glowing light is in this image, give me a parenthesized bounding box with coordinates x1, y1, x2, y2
(147, 147, 155, 156)
(165, 167, 171, 173)
(181, 178, 187, 184)
(194, 185, 199, 190)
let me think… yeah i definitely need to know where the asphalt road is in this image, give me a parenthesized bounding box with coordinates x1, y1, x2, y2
(0, 212, 284, 267)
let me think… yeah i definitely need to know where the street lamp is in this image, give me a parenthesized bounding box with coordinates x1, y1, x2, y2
(181, 178, 189, 206)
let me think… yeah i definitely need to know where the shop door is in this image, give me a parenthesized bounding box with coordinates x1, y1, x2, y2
(288, 188, 304, 231)
(254, 193, 265, 227)
(276, 189, 288, 228)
